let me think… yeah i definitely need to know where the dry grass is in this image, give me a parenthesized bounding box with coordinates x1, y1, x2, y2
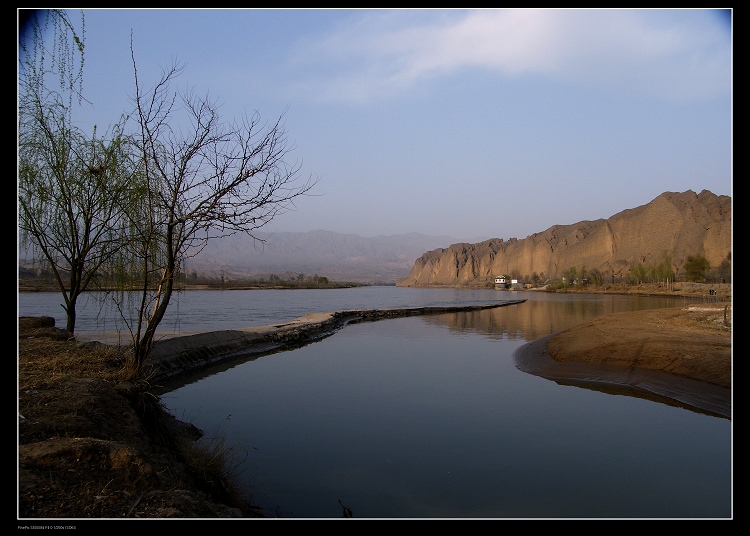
(18, 321, 264, 519)
(179, 417, 253, 510)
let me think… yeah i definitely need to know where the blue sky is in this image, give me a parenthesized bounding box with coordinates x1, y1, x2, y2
(21, 8, 732, 242)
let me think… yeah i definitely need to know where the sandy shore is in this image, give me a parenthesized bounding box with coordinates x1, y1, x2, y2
(513, 305, 731, 419)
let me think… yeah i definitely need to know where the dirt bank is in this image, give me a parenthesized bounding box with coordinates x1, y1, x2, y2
(548, 305, 731, 387)
(514, 304, 731, 418)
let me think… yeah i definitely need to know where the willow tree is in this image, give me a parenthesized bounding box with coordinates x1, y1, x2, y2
(19, 115, 137, 334)
(118, 46, 318, 369)
(18, 10, 137, 334)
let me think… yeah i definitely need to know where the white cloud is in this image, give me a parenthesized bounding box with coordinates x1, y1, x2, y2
(286, 8, 730, 103)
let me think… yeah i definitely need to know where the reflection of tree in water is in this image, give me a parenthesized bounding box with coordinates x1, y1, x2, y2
(423, 295, 683, 341)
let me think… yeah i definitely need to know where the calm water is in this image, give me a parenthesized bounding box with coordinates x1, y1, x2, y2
(18, 287, 732, 518)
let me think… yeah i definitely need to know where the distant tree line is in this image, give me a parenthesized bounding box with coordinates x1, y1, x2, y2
(493, 250, 731, 291)
(183, 271, 364, 289)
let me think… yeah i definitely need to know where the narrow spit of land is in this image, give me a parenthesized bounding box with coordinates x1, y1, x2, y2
(19, 301, 527, 520)
(75, 301, 528, 384)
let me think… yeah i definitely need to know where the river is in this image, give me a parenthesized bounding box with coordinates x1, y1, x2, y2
(18, 287, 732, 519)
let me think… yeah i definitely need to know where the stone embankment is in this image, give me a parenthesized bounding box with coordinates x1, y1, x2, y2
(142, 301, 527, 384)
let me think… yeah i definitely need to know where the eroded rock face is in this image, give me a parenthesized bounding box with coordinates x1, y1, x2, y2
(397, 190, 731, 287)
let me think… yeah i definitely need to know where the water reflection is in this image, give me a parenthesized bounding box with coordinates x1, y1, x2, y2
(420, 300, 730, 419)
(159, 293, 730, 519)
(420, 294, 680, 341)
(19, 288, 730, 517)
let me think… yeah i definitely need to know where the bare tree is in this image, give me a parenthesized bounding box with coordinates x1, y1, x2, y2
(118, 45, 318, 368)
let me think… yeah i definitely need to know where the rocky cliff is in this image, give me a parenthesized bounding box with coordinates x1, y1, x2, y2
(397, 190, 731, 288)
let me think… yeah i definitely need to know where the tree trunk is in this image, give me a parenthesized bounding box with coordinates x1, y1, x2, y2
(133, 266, 175, 369)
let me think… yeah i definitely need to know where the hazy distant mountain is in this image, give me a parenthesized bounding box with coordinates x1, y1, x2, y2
(185, 230, 469, 283)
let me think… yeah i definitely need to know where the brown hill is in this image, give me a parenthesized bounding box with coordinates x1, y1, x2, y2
(397, 190, 731, 288)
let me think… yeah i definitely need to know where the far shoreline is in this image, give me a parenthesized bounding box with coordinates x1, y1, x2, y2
(18, 279, 732, 299)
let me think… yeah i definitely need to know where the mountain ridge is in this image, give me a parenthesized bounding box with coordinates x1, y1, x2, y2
(18, 190, 731, 286)
(185, 230, 474, 284)
(396, 189, 731, 287)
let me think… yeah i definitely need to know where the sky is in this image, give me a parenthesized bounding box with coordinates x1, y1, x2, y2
(19, 8, 732, 243)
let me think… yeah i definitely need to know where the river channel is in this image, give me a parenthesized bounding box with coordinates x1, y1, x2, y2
(18, 287, 732, 519)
